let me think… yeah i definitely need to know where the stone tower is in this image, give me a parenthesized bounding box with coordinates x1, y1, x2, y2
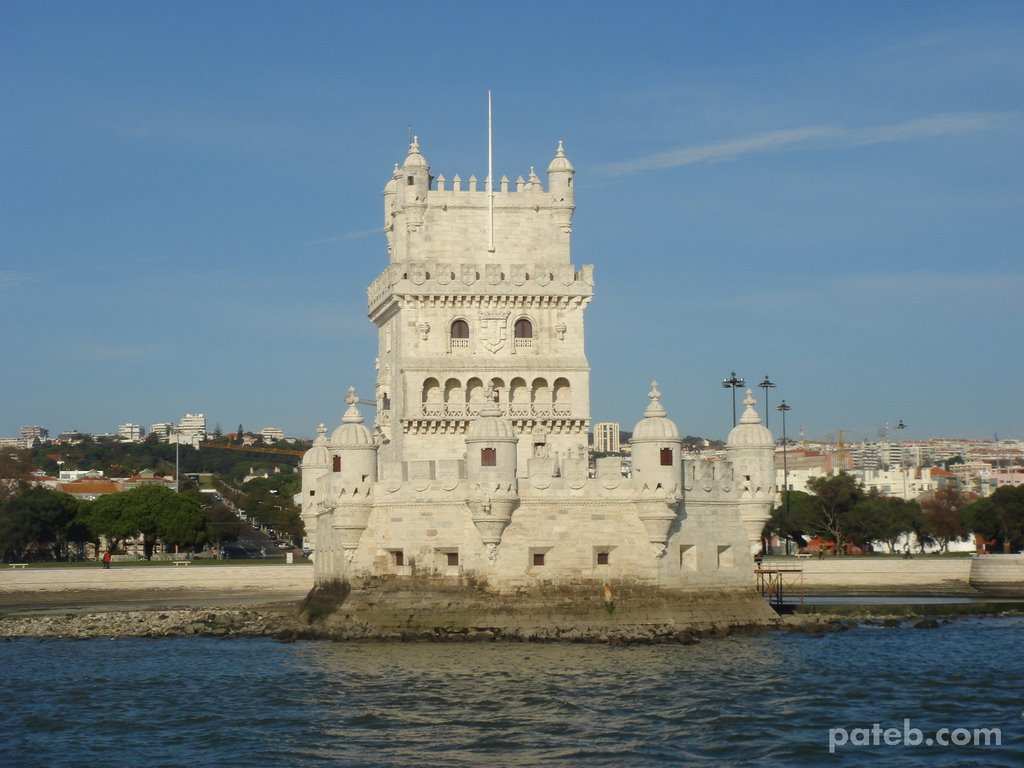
(369, 138, 593, 481)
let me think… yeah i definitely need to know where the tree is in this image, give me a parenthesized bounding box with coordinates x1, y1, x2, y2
(920, 487, 969, 553)
(236, 424, 244, 445)
(83, 485, 207, 559)
(0, 484, 85, 562)
(963, 486, 1024, 554)
(805, 472, 865, 554)
(765, 491, 819, 549)
(850, 492, 922, 552)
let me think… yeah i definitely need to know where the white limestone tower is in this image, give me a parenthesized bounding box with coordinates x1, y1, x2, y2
(368, 137, 594, 482)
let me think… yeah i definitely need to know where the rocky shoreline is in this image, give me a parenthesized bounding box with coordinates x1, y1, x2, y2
(3, 604, 1015, 643)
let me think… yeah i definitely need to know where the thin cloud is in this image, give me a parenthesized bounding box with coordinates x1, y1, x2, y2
(308, 229, 380, 245)
(600, 112, 1018, 176)
(0, 271, 30, 289)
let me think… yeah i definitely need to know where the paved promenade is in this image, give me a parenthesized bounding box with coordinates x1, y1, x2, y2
(0, 563, 315, 612)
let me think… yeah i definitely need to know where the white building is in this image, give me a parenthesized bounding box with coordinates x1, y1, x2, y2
(176, 413, 206, 440)
(261, 427, 285, 443)
(150, 423, 173, 441)
(593, 422, 621, 453)
(117, 423, 145, 441)
(300, 137, 776, 595)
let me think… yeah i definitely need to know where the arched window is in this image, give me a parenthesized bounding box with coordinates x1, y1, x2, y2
(450, 319, 470, 351)
(514, 318, 533, 339)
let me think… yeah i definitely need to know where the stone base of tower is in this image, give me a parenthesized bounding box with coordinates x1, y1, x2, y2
(308, 579, 780, 640)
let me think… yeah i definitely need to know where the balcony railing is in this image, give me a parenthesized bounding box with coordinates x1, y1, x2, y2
(450, 338, 470, 351)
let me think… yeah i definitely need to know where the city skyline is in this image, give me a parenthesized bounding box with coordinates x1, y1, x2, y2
(3, 2, 1022, 442)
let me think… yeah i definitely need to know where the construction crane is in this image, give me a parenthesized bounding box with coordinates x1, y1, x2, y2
(199, 442, 305, 458)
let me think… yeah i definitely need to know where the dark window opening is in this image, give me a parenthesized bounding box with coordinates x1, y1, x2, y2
(533, 553, 545, 567)
(309, 490, 315, 497)
(597, 551, 610, 566)
(393, 551, 404, 567)
(660, 448, 673, 466)
(382, 394, 391, 410)
(481, 447, 497, 467)
(514, 318, 533, 338)
(447, 552, 459, 567)
(451, 319, 469, 339)
(406, 176, 414, 186)
(332, 456, 341, 472)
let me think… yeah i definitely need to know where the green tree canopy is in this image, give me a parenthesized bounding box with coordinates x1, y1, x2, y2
(0, 483, 85, 562)
(83, 485, 207, 558)
(963, 485, 1024, 554)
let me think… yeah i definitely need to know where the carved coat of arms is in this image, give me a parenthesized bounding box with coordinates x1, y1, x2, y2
(461, 264, 477, 286)
(410, 262, 426, 285)
(479, 311, 509, 354)
(436, 263, 452, 285)
(485, 263, 502, 286)
(536, 267, 551, 286)
(511, 264, 527, 286)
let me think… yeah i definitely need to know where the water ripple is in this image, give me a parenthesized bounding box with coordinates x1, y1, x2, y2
(1, 617, 1022, 766)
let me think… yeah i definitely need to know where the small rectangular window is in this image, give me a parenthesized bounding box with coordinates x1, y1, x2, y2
(393, 550, 404, 567)
(597, 551, 610, 566)
(407, 176, 414, 185)
(332, 456, 341, 472)
(660, 448, 673, 466)
(532, 553, 545, 567)
(481, 447, 497, 467)
(309, 490, 315, 497)
(447, 552, 459, 567)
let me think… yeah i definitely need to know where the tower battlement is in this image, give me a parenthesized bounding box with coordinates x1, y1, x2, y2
(384, 137, 575, 264)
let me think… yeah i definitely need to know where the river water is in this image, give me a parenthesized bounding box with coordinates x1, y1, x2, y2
(2, 616, 1021, 767)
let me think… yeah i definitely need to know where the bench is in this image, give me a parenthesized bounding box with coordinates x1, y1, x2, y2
(172, 560, 192, 566)
(795, 553, 813, 559)
(9, 563, 28, 569)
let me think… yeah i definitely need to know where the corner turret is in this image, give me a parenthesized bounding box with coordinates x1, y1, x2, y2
(465, 384, 520, 560)
(547, 141, 575, 233)
(726, 389, 776, 555)
(399, 136, 430, 232)
(630, 382, 683, 557)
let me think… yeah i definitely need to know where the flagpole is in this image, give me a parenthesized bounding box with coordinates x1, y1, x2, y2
(487, 90, 495, 252)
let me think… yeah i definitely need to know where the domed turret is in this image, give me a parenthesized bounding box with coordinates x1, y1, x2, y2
(330, 387, 375, 448)
(630, 382, 683, 558)
(631, 381, 681, 440)
(727, 390, 774, 449)
(546, 140, 575, 233)
(465, 385, 519, 560)
(725, 390, 776, 555)
(302, 423, 331, 469)
(399, 136, 430, 231)
(300, 423, 331, 558)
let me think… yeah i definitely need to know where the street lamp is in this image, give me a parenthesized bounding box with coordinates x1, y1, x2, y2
(759, 376, 776, 431)
(777, 400, 791, 554)
(896, 419, 907, 500)
(722, 371, 745, 427)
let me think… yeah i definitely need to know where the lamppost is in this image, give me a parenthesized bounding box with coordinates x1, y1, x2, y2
(722, 371, 745, 427)
(777, 400, 791, 555)
(759, 376, 776, 430)
(896, 419, 907, 500)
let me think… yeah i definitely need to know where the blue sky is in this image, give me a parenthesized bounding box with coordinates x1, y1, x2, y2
(2, 1, 1021, 443)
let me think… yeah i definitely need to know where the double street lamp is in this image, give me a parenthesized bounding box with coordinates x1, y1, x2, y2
(722, 371, 745, 427)
(759, 376, 776, 430)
